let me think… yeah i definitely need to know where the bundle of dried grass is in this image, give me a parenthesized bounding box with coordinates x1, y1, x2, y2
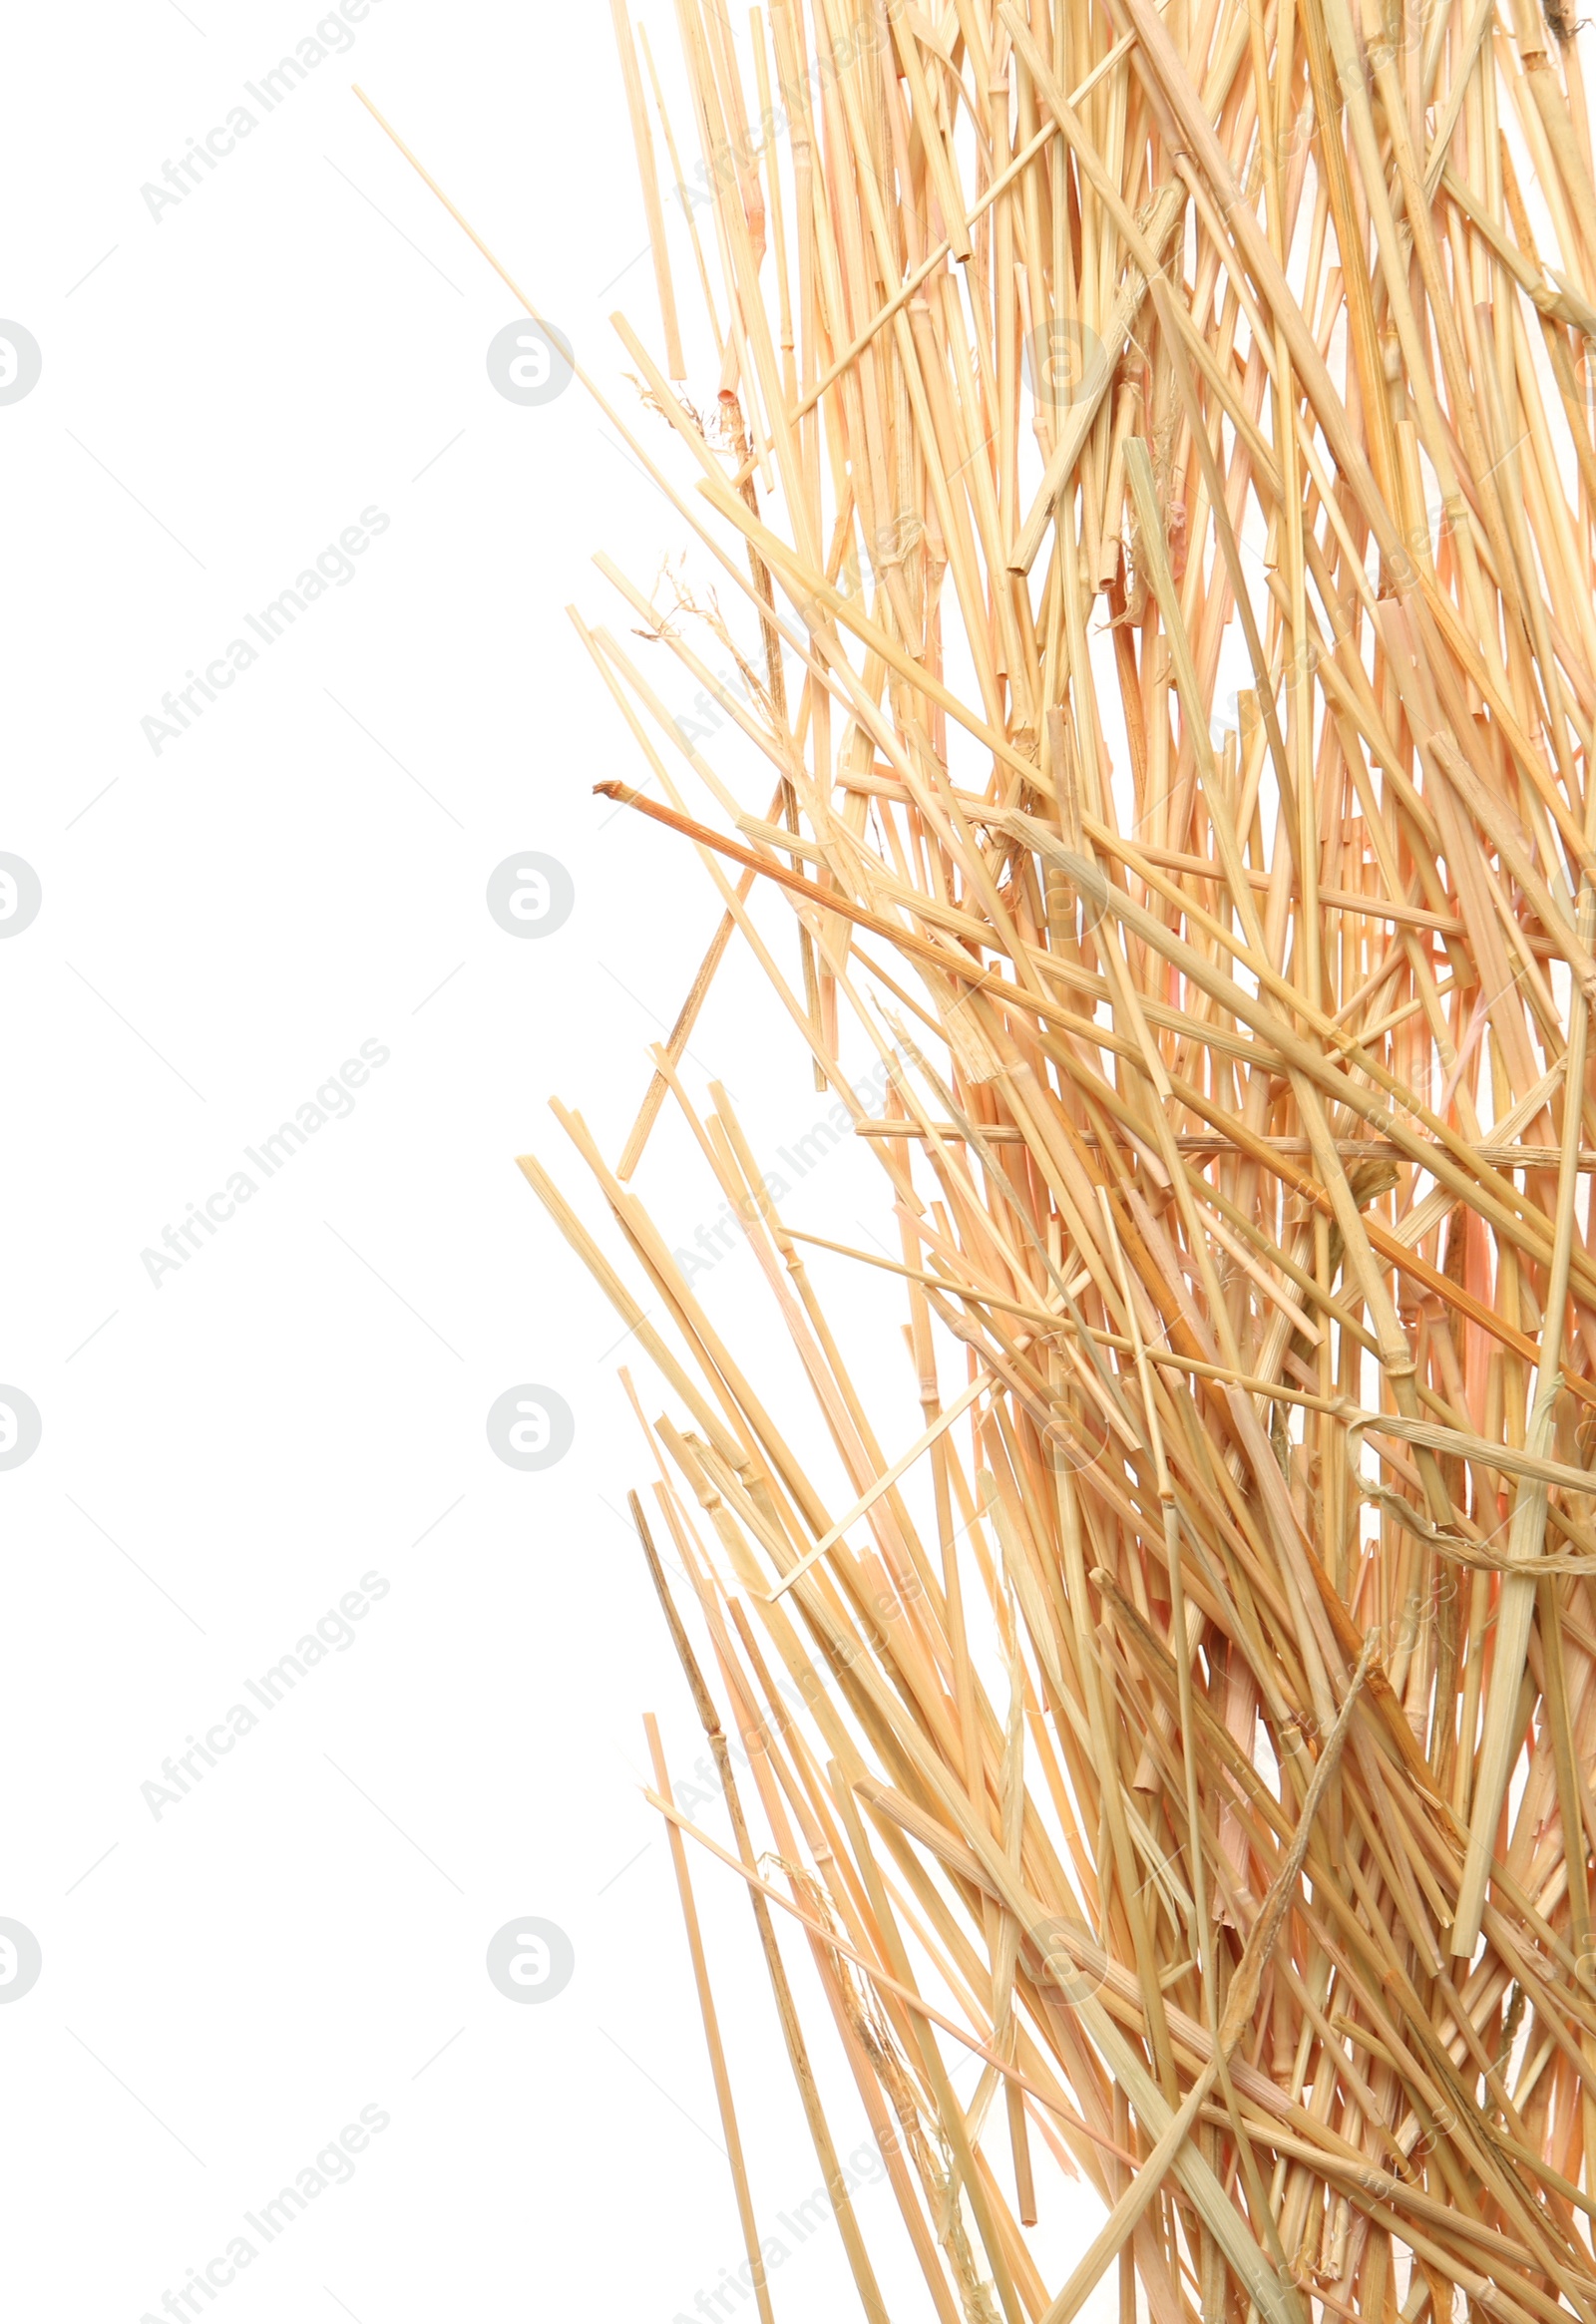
(377, 0, 1596, 2312)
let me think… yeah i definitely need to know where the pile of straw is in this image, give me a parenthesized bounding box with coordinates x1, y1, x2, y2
(408, 0, 1596, 2311)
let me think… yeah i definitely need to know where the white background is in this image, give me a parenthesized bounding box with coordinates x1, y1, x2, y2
(2, 3, 1116, 2316)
